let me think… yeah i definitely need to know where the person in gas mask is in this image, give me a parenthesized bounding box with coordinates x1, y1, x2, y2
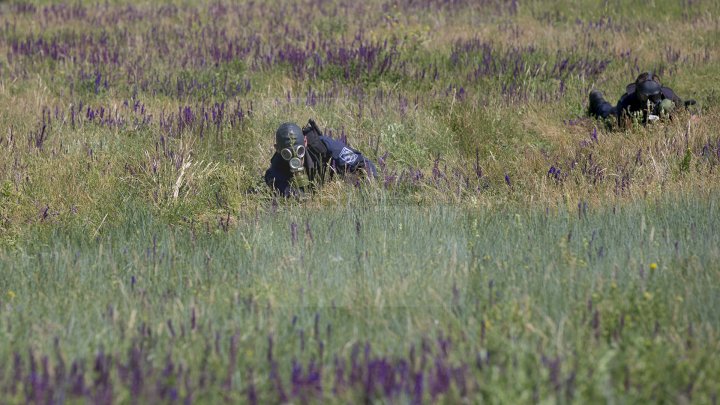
(588, 71, 696, 127)
(264, 119, 377, 197)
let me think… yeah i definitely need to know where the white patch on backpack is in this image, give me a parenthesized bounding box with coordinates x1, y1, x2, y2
(339, 147, 358, 165)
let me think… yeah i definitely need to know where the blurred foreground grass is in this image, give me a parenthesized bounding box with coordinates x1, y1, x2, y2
(1, 193, 719, 402)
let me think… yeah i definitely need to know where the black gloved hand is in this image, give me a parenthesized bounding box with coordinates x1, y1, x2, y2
(684, 99, 697, 107)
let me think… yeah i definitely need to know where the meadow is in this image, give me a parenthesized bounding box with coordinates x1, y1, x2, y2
(1, 0, 720, 403)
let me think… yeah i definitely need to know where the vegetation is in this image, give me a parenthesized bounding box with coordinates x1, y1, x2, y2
(1, 0, 719, 402)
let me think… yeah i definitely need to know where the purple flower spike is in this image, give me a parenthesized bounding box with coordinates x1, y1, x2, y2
(474, 148, 483, 179)
(246, 368, 258, 405)
(290, 222, 298, 246)
(333, 356, 346, 395)
(291, 359, 302, 397)
(305, 220, 314, 243)
(269, 361, 287, 402)
(412, 371, 424, 405)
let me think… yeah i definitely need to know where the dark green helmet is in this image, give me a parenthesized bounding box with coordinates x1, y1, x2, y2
(275, 123, 304, 150)
(636, 79, 661, 102)
(634, 71, 662, 103)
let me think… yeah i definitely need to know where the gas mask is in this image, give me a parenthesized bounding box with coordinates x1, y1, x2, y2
(280, 144, 310, 189)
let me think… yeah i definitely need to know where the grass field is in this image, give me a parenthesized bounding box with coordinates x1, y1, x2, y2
(1, 0, 720, 403)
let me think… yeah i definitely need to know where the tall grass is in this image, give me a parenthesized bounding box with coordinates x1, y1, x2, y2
(1, 0, 719, 243)
(1, 194, 719, 402)
(1, 0, 720, 402)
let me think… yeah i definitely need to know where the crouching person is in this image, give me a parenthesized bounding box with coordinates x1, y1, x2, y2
(264, 119, 377, 197)
(588, 71, 696, 128)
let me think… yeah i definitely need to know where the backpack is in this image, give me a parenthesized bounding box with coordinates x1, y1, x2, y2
(301, 119, 328, 154)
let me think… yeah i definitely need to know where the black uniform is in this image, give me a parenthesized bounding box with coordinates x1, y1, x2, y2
(264, 121, 377, 197)
(589, 72, 694, 127)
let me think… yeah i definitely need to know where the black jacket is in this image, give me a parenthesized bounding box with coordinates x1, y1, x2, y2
(615, 82, 683, 126)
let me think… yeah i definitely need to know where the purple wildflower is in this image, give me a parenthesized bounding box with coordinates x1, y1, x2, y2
(290, 222, 298, 246)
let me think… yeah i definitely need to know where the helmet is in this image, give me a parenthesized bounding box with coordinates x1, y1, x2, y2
(275, 123, 304, 150)
(636, 79, 661, 103)
(635, 71, 662, 103)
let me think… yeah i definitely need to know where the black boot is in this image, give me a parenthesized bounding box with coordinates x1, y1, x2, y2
(588, 90, 616, 119)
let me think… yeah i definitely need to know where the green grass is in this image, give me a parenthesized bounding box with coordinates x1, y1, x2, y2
(2, 194, 719, 402)
(1, 0, 720, 402)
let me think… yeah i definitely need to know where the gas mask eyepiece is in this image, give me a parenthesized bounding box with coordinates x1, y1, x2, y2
(280, 144, 305, 160)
